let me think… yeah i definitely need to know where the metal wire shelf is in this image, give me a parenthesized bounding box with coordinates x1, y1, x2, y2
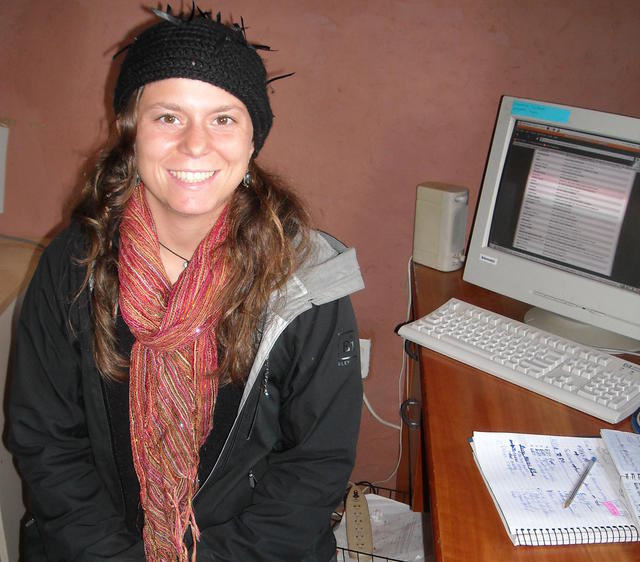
(335, 546, 406, 561)
(333, 484, 414, 562)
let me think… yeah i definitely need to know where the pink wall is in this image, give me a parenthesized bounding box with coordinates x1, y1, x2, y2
(2, 1, 640, 484)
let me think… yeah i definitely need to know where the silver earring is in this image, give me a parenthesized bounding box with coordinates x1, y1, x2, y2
(242, 171, 251, 187)
(135, 173, 141, 186)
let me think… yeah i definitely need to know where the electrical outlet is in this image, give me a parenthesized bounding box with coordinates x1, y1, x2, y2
(359, 338, 371, 379)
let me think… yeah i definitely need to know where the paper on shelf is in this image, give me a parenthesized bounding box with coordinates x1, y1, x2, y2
(333, 493, 425, 561)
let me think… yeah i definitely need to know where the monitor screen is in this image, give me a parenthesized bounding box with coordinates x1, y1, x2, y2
(464, 96, 640, 347)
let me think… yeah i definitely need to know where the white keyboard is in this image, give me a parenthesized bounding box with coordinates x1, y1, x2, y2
(398, 298, 640, 424)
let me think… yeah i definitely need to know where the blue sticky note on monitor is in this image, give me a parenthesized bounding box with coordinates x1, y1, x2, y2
(511, 100, 571, 123)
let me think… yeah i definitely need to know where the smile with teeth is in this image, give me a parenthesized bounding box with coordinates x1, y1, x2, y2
(169, 170, 216, 183)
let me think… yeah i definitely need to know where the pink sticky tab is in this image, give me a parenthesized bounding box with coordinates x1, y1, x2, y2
(603, 501, 620, 516)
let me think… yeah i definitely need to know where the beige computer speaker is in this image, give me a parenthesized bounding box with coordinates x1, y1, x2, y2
(412, 182, 468, 271)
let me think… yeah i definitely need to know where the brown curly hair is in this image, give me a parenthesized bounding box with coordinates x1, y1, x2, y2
(73, 89, 310, 383)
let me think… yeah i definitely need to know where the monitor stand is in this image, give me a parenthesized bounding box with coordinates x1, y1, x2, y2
(524, 307, 640, 353)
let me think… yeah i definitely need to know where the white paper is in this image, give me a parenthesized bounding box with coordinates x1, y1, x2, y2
(601, 429, 640, 479)
(471, 431, 638, 545)
(601, 429, 640, 528)
(333, 493, 425, 561)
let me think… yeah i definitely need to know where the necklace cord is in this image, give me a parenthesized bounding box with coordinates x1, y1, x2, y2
(158, 241, 190, 266)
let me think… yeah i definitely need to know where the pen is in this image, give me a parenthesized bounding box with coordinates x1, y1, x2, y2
(564, 456, 597, 508)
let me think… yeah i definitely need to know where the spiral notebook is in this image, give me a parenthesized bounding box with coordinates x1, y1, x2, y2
(470, 431, 640, 546)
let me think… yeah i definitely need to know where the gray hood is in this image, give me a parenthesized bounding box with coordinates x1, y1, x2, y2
(239, 230, 364, 411)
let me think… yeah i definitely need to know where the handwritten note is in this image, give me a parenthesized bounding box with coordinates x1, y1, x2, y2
(601, 429, 640, 479)
(601, 429, 640, 528)
(471, 432, 637, 544)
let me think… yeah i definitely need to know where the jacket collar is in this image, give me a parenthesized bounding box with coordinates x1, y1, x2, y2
(238, 230, 364, 412)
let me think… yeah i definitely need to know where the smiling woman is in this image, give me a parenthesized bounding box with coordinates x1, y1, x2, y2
(7, 6, 364, 562)
(135, 79, 255, 281)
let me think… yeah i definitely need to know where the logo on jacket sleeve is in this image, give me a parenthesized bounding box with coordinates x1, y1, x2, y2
(337, 330, 357, 367)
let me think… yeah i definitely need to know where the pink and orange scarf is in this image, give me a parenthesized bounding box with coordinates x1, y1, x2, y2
(118, 184, 228, 561)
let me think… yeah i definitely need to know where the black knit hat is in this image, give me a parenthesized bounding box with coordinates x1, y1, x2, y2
(113, 9, 273, 156)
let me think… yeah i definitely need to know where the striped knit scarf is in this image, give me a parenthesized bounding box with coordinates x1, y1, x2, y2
(118, 184, 229, 561)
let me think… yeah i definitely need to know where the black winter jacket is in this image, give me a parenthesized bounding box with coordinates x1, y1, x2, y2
(7, 223, 364, 561)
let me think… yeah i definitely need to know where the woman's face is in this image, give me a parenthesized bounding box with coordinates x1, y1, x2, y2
(135, 78, 254, 228)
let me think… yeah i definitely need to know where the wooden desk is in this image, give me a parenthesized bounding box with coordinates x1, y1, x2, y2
(412, 263, 640, 561)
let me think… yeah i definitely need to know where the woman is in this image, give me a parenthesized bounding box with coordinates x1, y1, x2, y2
(8, 8, 363, 562)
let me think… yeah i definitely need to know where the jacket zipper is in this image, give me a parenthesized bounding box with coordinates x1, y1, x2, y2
(246, 358, 270, 440)
(248, 469, 258, 489)
(193, 358, 270, 500)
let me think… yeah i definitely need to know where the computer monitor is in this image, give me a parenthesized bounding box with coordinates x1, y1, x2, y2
(463, 96, 640, 350)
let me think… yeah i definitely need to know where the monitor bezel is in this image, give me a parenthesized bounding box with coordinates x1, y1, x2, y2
(463, 96, 640, 341)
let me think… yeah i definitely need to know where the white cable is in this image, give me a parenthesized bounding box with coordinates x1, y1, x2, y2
(362, 392, 401, 431)
(369, 256, 414, 486)
(366, 387, 403, 485)
(372, 438, 404, 486)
